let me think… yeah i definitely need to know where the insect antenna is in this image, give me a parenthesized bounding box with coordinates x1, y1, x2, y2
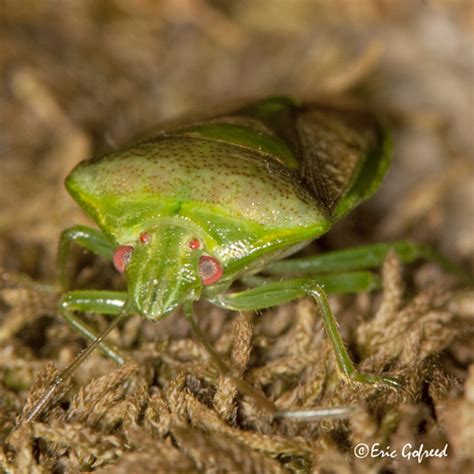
(274, 406, 357, 420)
(183, 303, 356, 421)
(17, 299, 357, 429)
(183, 302, 278, 414)
(15, 303, 130, 429)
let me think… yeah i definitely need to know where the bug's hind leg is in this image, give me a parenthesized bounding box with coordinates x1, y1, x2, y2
(265, 240, 472, 284)
(59, 290, 128, 365)
(240, 270, 381, 293)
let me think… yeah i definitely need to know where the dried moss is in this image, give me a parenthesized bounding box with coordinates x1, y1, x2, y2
(1, 1, 473, 472)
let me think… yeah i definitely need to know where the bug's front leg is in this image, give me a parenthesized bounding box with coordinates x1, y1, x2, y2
(264, 240, 472, 284)
(17, 296, 131, 426)
(211, 276, 400, 388)
(58, 225, 114, 289)
(183, 301, 356, 420)
(59, 290, 128, 365)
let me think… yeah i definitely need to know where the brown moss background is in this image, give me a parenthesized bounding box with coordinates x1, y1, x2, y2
(0, 1, 473, 473)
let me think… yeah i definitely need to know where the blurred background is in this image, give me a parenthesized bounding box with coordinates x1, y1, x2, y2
(0, 1, 473, 472)
(0, 0, 472, 277)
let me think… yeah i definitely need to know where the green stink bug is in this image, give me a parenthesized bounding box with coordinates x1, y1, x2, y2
(20, 97, 465, 423)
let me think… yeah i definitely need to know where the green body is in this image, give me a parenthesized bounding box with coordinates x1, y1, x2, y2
(20, 96, 472, 425)
(26, 97, 469, 424)
(66, 98, 390, 318)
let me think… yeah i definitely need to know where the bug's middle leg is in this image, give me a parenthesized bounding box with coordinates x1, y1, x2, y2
(212, 277, 399, 388)
(59, 290, 128, 365)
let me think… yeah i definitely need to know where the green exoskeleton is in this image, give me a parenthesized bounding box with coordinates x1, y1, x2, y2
(21, 97, 469, 423)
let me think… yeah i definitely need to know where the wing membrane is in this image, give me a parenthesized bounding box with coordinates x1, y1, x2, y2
(295, 106, 390, 220)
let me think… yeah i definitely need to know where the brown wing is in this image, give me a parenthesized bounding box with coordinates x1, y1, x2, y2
(295, 106, 382, 213)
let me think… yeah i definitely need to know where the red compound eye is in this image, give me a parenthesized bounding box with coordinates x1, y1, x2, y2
(113, 245, 134, 273)
(198, 255, 223, 285)
(139, 232, 150, 244)
(189, 238, 200, 250)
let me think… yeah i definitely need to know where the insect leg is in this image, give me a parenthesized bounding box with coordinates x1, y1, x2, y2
(304, 284, 399, 387)
(58, 225, 114, 289)
(265, 240, 472, 283)
(16, 302, 131, 427)
(240, 270, 380, 292)
(212, 277, 399, 388)
(183, 302, 355, 420)
(59, 290, 128, 365)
